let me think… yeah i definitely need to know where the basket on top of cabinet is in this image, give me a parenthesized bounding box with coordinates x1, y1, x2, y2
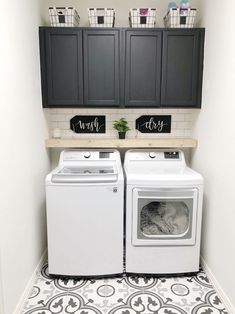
(129, 8, 157, 28)
(88, 8, 115, 27)
(49, 7, 80, 27)
(164, 8, 197, 28)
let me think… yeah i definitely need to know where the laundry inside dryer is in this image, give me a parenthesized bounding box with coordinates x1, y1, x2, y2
(139, 200, 189, 235)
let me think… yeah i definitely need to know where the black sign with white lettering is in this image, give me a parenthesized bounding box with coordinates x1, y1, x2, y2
(70, 115, 106, 133)
(136, 115, 171, 133)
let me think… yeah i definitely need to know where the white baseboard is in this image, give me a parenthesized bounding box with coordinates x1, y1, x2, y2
(13, 250, 47, 314)
(0, 253, 5, 314)
(201, 256, 235, 314)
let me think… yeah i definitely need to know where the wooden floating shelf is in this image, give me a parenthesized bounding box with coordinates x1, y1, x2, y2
(46, 138, 197, 148)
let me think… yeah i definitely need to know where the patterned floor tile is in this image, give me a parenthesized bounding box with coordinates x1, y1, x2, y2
(107, 290, 146, 314)
(124, 275, 158, 290)
(72, 278, 117, 311)
(22, 264, 70, 311)
(23, 292, 70, 313)
(21, 263, 229, 314)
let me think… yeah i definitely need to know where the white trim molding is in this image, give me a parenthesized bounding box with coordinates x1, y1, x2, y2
(13, 250, 47, 314)
(201, 257, 235, 314)
(0, 251, 5, 314)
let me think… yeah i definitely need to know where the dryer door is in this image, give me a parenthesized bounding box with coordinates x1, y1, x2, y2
(132, 188, 198, 246)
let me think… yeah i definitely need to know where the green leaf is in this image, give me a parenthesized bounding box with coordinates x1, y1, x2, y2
(113, 117, 130, 132)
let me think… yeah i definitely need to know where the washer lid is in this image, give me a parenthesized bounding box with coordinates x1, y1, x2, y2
(51, 165, 118, 183)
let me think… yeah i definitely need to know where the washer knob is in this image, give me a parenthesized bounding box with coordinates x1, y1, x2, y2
(149, 152, 157, 159)
(84, 152, 91, 159)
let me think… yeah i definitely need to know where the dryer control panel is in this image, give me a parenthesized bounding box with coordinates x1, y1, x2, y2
(124, 150, 186, 174)
(128, 150, 182, 161)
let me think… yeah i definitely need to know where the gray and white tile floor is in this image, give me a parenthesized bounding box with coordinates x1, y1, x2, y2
(22, 262, 228, 314)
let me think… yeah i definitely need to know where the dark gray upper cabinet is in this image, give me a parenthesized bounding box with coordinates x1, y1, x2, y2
(83, 30, 120, 106)
(39, 27, 205, 108)
(40, 28, 83, 107)
(124, 30, 162, 107)
(161, 29, 205, 108)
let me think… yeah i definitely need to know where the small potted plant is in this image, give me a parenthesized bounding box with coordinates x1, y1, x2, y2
(113, 118, 130, 139)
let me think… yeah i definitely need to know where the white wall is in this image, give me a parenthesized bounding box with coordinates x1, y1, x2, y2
(191, 0, 235, 310)
(42, 0, 199, 27)
(0, 0, 50, 313)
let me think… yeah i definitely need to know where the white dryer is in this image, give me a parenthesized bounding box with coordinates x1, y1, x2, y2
(46, 149, 124, 277)
(124, 150, 203, 274)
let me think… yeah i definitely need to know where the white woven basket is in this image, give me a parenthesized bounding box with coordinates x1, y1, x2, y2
(129, 8, 157, 28)
(49, 7, 80, 27)
(164, 8, 197, 28)
(88, 8, 115, 27)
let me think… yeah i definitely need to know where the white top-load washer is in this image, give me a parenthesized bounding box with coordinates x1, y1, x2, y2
(124, 149, 203, 274)
(46, 149, 124, 277)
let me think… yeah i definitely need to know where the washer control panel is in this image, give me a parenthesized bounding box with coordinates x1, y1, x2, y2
(61, 150, 116, 162)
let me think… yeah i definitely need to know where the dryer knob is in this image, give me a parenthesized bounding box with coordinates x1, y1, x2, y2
(149, 152, 157, 159)
(84, 152, 91, 159)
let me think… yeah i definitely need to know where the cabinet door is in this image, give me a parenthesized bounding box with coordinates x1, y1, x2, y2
(124, 30, 162, 107)
(83, 30, 120, 106)
(161, 29, 204, 108)
(40, 28, 83, 107)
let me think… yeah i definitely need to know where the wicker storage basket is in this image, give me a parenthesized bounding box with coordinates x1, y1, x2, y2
(49, 7, 80, 27)
(129, 8, 157, 28)
(88, 8, 115, 27)
(164, 8, 197, 28)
